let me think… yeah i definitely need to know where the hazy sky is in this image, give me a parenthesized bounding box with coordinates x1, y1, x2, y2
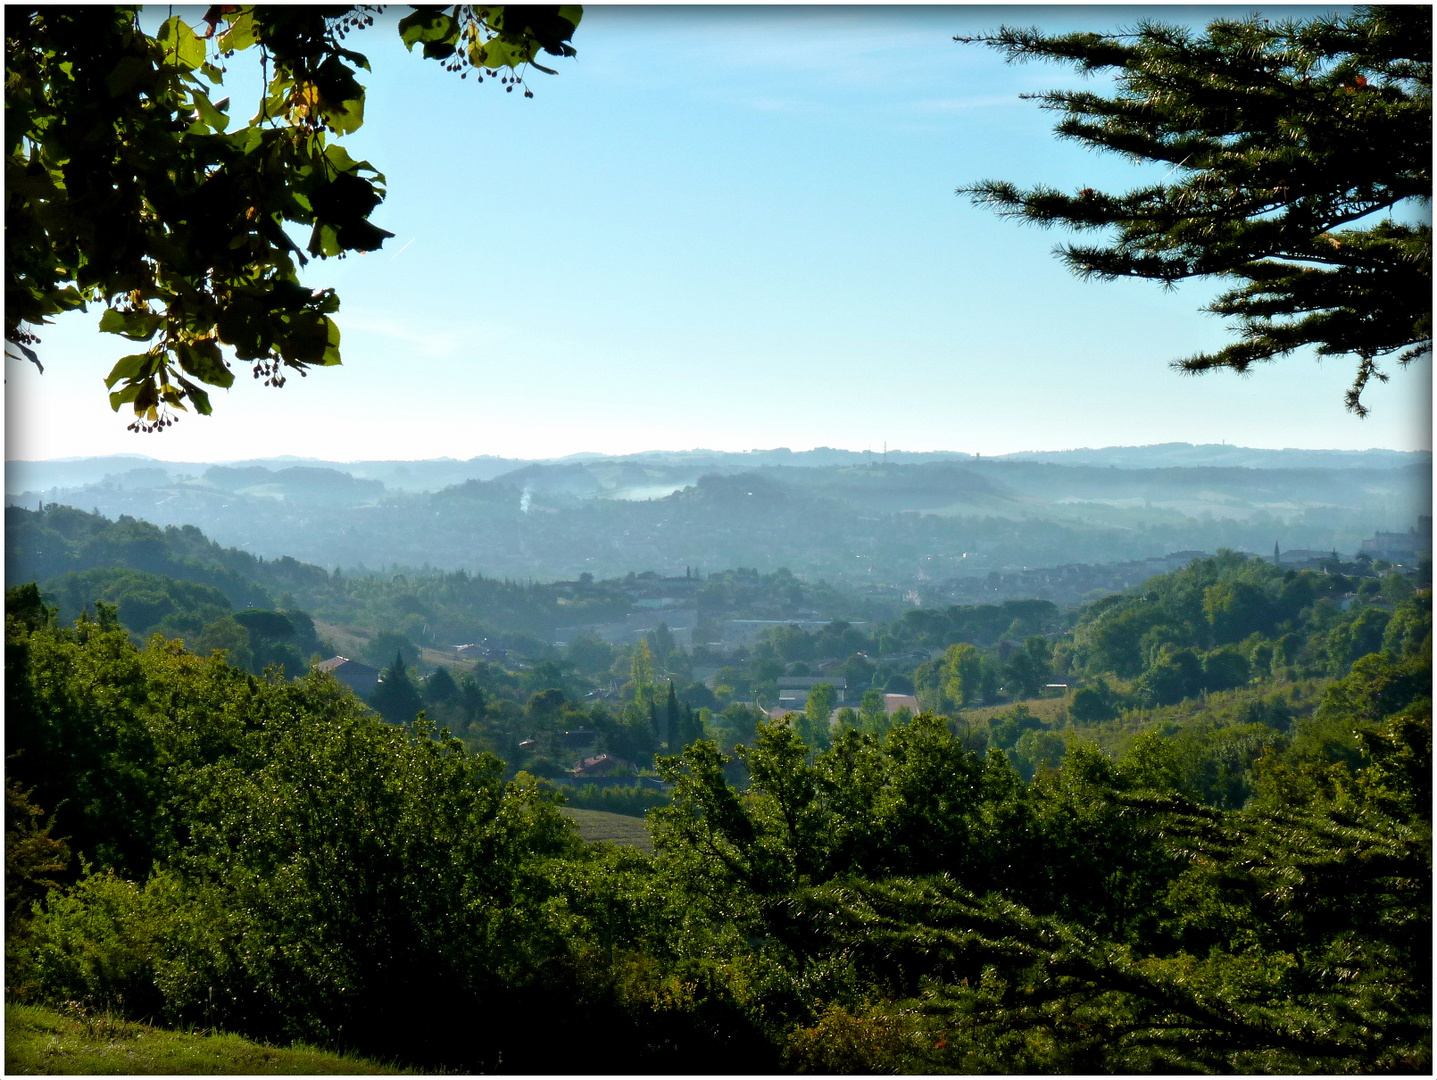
(6, 5, 1431, 463)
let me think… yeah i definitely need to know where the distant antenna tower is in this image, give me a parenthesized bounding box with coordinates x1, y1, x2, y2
(883, 441, 887, 465)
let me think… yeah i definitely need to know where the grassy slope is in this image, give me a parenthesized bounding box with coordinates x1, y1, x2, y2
(4, 1003, 408, 1075)
(560, 806, 655, 853)
(964, 694, 1072, 726)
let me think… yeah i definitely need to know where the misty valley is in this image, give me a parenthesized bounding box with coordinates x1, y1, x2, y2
(5, 444, 1431, 1072)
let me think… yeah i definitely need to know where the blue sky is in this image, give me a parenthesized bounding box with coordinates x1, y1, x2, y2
(6, 4, 1431, 463)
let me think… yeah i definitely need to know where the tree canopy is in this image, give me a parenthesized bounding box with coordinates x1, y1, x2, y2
(5, 5, 581, 430)
(958, 5, 1431, 414)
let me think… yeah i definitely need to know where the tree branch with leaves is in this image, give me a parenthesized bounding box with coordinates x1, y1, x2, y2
(5, 4, 581, 431)
(958, 4, 1430, 415)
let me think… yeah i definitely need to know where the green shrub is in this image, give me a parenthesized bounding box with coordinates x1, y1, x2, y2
(552, 783, 670, 817)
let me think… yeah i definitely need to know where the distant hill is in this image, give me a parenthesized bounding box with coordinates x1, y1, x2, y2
(993, 443, 1430, 470)
(7, 446, 1428, 589)
(9, 443, 1428, 500)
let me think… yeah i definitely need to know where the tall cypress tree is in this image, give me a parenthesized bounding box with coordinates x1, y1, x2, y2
(371, 650, 424, 725)
(664, 681, 681, 752)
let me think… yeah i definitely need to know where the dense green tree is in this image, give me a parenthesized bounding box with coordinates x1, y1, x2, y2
(1203, 580, 1277, 643)
(370, 650, 424, 724)
(564, 634, 613, 677)
(1200, 644, 1251, 691)
(798, 682, 836, 752)
(1382, 589, 1433, 658)
(194, 615, 255, 673)
(1137, 645, 1204, 706)
(6, 603, 587, 1068)
(628, 639, 655, 707)
(708, 701, 763, 751)
(233, 607, 307, 675)
(520, 658, 571, 698)
(959, 5, 1431, 413)
(940, 642, 984, 708)
(766, 623, 816, 662)
(1068, 682, 1117, 725)
(989, 703, 1046, 749)
(362, 629, 418, 670)
(6, 5, 582, 429)
(1322, 604, 1392, 673)
(1002, 636, 1049, 699)
(857, 688, 890, 737)
(425, 664, 458, 705)
(1011, 727, 1067, 780)
(455, 672, 487, 723)
(663, 680, 681, 752)
(41, 567, 233, 642)
(6, 779, 71, 932)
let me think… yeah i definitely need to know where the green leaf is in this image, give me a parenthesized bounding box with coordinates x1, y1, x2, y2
(324, 92, 365, 138)
(279, 311, 331, 364)
(471, 36, 534, 70)
(157, 16, 206, 71)
(191, 90, 230, 132)
(216, 7, 257, 52)
(105, 55, 155, 97)
(320, 317, 341, 366)
(236, 126, 265, 155)
(108, 382, 144, 412)
(103, 353, 154, 390)
(307, 223, 343, 259)
(98, 308, 163, 341)
(398, 11, 458, 51)
(323, 144, 364, 173)
(214, 299, 272, 360)
(176, 339, 234, 388)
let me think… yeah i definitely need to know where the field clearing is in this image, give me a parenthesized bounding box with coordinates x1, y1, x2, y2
(310, 620, 470, 673)
(5, 1003, 407, 1075)
(310, 618, 369, 660)
(962, 695, 1072, 726)
(561, 807, 655, 853)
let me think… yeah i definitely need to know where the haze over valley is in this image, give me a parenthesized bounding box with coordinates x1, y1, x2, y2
(10, 443, 1429, 609)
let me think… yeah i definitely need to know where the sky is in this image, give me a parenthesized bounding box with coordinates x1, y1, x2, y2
(5, 4, 1431, 464)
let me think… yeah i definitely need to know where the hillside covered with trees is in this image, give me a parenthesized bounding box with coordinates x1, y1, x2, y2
(6, 557, 1429, 1071)
(7, 451, 1427, 597)
(7, 486, 1431, 1072)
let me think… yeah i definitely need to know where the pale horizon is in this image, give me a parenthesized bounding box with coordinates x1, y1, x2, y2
(7, 439, 1433, 467)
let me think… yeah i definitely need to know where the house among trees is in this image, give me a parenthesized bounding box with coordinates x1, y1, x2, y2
(553, 609, 698, 649)
(314, 656, 381, 697)
(777, 676, 849, 709)
(453, 640, 507, 662)
(883, 693, 920, 715)
(572, 753, 634, 778)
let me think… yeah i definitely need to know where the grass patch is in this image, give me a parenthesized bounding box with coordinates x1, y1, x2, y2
(4, 1003, 408, 1075)
(560, 806, 655, 853)
(963, 695, 1071, 726)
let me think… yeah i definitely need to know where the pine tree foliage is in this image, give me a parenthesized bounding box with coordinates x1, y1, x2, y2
(371, 650, 423, 723)
(958, 5, 1431, 414)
